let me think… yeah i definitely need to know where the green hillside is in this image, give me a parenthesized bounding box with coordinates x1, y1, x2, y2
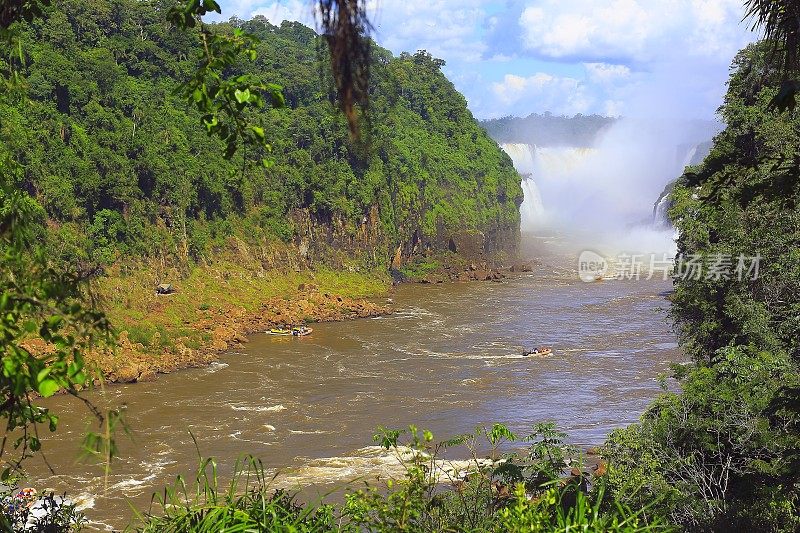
(604, 42, 800, 531)
(480, 112, 615, 146)
(3, 0, 522, 269)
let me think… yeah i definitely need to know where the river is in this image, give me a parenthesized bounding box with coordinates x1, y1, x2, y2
(29, 235, 682, 530)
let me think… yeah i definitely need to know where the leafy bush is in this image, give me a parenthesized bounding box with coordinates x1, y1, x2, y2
(87, 209, 127, 265)
(604, 349, 800, 531)
(136, 455, 338, 532)
(135, 425, 669, 532)
(398, 258, 443, 280)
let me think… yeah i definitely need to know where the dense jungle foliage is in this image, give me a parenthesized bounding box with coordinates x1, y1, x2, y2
(604, 42, 800, 531)
(3, 0, 521, 268)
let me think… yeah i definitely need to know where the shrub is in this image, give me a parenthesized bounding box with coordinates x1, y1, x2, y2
(604, 347, 800, 531)
(135, 425, 670, 532)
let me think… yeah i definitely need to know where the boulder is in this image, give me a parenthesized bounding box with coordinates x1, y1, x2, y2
(510, 262, 533, 273)
(113, 365, 140, 383)
(137, 368, 157, 382)
(473, 270, 491, 281)
(422, 274, 446, 284)
(156, 283, 175, 294)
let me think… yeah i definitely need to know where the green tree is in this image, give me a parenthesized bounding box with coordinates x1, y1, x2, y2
(0, 0, 384, 477)
(606, 38, 800, 532)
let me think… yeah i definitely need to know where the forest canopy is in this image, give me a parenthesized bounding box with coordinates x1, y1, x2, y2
(2, 0, 521, 268)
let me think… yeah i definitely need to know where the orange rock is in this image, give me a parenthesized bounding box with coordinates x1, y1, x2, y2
(594, 461, 608, 477)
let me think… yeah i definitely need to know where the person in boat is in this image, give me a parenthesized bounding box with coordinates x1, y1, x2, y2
(292, 325, 310, 336)
(523, 346, 552, 356)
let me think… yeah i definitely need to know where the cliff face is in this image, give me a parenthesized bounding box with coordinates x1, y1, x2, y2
(289, 206, 386, 268)
(9, 3, 522, 272)
(290, 203, 520, 271)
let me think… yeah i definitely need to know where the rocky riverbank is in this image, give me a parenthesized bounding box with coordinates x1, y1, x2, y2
(422, 260, 533, 284)
(395, 256, 534, 284)
(98, 288, 391, 384)
(54, 258, 395, 385)
(47, 255, 532, 386)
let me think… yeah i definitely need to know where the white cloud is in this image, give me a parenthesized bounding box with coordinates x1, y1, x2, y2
(603, 99, 624, 117)
(489, 54, 514, 62)
(218, 0, 489, 63)
(519, 0, 751, 63)
(249, 1, 314, 26)
(491, 73, 592, 116)
(213, 0, 758, 120)
(369, 0, 488, 62)
(584, 62, 630, 84)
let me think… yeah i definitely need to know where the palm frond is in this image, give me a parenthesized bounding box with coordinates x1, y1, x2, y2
(318, 0, 372, 138)
(744, 0, 800, 110)
(744, 0, 800, 72)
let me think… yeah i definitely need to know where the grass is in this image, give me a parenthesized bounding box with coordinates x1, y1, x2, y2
(131, 426, 673, 533)
(397, 252, 468, 281)
(88, 244, 391, 375)
(398, 258, 443, 280)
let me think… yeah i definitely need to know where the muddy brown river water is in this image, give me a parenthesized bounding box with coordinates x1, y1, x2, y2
(27, 236, 683, 530)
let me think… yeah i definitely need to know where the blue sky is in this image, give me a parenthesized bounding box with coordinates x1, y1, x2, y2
(215, 0, 759, 120)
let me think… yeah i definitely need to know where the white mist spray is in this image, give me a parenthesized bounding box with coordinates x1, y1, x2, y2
(501, 118, 715, 256)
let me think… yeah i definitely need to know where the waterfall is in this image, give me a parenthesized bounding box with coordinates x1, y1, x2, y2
(495, 119, 717, 257)
(652, 194, 672, 229)
(501, 143, 543, 228)
(501, 143, 595, 231)
(529, 146, 596, 179)
(682, 145, 699, 168)
(652, 140, 711, 228)
(519, 176, 545, 228)
(500, 143, 536, 174)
